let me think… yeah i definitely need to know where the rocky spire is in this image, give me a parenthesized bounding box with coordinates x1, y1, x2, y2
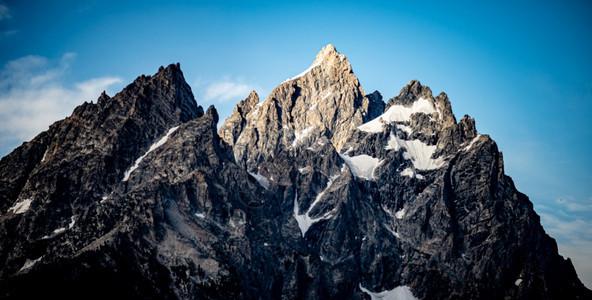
(218, 91, 259, 147)
(381, 79, 456, 132)
(225, 44, 384, 170)
(1, 47, 590, 300)
(0, 63, 204, 256)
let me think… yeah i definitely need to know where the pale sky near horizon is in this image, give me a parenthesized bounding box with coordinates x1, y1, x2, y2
(0, 0, 591, 288)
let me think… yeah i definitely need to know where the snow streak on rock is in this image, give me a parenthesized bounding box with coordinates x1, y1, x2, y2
(360, 284, 419, 300)
(386, 134, 444, 170)
(339, 153, 382, 181)
(8, 198, 33, 215)
(123, 126, 179, 181)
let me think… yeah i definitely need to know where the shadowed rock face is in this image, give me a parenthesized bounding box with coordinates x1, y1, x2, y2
(0, 46, 589, 299)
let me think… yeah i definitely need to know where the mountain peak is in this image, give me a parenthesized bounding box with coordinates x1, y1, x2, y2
(314, 43, 349, 69)
(283, 44, 351, 83)
(218, 91, 259, 147)
(314, 43, 339, 61)
(154, 63, 184, 81)
(3, 47, 589, 299)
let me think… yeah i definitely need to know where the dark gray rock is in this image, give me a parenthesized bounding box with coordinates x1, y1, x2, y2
(0, 46, 589, 299)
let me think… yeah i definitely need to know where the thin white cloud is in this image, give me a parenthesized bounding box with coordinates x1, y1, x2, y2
(557, 241, 592, 289)
(0, 3, 10, 21)
(540, 213, 592, 242)
(202, 78, 256, 103)
(556, 197, 592, 212)
(0, 53, 122, 150)
(0, 29, 16, 40)
(539, 211, 592, 288)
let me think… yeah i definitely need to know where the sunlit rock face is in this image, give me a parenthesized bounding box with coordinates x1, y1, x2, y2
(0, 46, 589, 299)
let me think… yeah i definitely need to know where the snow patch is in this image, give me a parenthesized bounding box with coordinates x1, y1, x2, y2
(400, 168, 414, 178)
(8, 198, 33, 215)
(386, 227, 401, 238)
(339, 153, 382, 181)
(309, 103, 317, 111)
(395, 208, 406, 220)
(195, 213, 205, 219)
(343, 147, 354, 155)
(52, 227, 66, 235)
(382, 97, 438, 122)
(293, 174, 339, 236)
(41, 149, 48, 163)
(19, 257, 42, 272)
(359, 98, 438, 134)
(322, 91, 332, 100)
(360, 284, 418, 300)
(358, 117, 385, 133)
(463, 134, 482, 151)
(386, 134, 444, 170)
(47, 215, 76, 237)
(249, 171, 270, 190)
(400, 168, 424, 180)
(396, 124, 413, 135)
(292, 126, 314, 147)
(283, 59, 323, 83)
(123, 126, 179, 182)
(515, 278, 523, 286)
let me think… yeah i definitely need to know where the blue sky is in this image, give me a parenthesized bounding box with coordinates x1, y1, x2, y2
(1, 0, 591, 287)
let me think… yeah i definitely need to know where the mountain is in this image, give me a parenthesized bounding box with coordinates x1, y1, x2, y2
(0, 45, 589, 299)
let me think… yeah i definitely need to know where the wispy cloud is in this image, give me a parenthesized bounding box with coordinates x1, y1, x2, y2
(0, 53, 122, 154)
(555, 241, 592, 289)
(539, 210, 592, 288)
(0, 29, 16, 39)
(202, 78, 257, 103)
(0, 3, 11, 21)
(556, 197, 592, 212)
(540, 213, 592, 243)
(0, 2, 16, 41)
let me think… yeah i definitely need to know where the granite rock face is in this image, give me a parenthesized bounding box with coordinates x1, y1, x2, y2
(218, 90, 259, 147)
(0, 45, 589, 299)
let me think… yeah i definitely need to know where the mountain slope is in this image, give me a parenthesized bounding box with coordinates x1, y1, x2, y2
(0, 46, 589, 299)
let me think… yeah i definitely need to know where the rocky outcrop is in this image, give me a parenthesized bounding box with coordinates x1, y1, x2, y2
(218, 90, 259, 147)
(230, 44, 384, 172)
(0, 46, 589, 299)
(0, 63, 204, 297)
(220, 45, 590, 299)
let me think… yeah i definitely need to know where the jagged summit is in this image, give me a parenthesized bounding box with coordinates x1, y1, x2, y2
(218, 91, 258, 147)
(283, 43, 353, 84)
(226, 44, 381, 170)
(376, 79, 457, 130)
(317, 43, 338, 59)
(1, 48, 590, 299)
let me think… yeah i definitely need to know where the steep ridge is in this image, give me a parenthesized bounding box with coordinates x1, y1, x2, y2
(0, 45, 589, 299)
(0, 64, 206, 297)
(339, 79, 586, 298)
(221, 45, 591, 299)
(231, 44, 383, 172)
(218, 90, 259, 147)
